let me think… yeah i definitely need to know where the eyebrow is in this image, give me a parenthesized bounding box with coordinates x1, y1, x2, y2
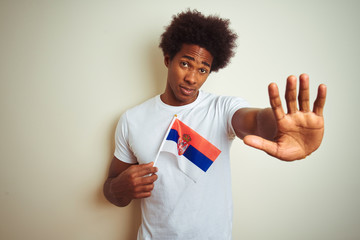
(182, 55, 211, 68)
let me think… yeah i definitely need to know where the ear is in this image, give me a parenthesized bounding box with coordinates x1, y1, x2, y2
(164, 55, 170, 67)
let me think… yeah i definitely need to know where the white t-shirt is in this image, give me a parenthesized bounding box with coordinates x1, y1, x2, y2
(114, 91, 249, 240)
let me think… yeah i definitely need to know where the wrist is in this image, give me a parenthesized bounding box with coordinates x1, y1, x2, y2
(257, 108, 277, 140)
(106, 178, 131, 207)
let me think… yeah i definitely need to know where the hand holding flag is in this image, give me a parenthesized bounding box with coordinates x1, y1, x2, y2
(106, 161, 158, 207)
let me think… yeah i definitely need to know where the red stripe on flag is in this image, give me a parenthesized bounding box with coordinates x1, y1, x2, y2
(171, 119, 221, 162)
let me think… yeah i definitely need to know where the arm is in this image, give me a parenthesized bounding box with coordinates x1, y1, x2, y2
(232, 74, 327, 161)
(232, 107, 277, 141)
(103, 157, 158, 207)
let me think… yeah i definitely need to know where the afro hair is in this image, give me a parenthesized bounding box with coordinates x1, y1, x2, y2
(159, 9, 238, 72)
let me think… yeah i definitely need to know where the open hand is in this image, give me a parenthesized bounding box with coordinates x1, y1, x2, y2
(244, 74, 327, 161)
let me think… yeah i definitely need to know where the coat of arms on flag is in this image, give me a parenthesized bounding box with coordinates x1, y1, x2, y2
(154, 115, 221, 182)
(177, 134, 191, 155)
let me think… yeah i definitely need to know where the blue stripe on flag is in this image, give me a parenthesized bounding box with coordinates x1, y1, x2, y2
(166, 129, 213, 172)
(167, 129, 179, 142)
(183, 145, 213, 172)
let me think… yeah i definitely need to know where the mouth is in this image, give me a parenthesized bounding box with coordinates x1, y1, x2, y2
(180, 86, 196, 96)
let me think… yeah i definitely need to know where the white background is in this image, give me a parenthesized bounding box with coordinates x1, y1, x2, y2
(1, 0, 359, 239)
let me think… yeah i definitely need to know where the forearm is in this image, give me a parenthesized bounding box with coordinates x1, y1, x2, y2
(103, 178, 132, 207)
(232, 107, 277, 140)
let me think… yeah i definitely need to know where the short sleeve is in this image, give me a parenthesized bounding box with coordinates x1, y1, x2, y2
(224, 96, 250, 138)
(114, 112, 138, 164)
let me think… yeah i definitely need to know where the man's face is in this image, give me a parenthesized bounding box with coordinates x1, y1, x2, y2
(161, 44, 213, 106)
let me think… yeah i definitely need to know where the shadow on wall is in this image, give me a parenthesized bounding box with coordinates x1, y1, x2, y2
(96, 42, 166, 238)
(147, 40, 167, 96)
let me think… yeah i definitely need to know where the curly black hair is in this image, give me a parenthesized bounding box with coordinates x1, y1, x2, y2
(159, 9, 238, 72)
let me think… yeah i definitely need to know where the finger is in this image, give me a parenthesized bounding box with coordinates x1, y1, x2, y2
(131, 162, 158, 177)
(130, 174, 157, 195)
(135, 183, 155, 194)
(268, 83, 285, 120)
(133, 184, 156, 199)
(298, 73, 310, 112)
(313, 84, 327, 116)
(285, 75, 298, 114)
(140, 173, 158, 185)
(133, 191, 152, 199)
(243, 135, 278, 157)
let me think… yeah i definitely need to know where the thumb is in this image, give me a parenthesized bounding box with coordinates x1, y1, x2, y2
(243, 135, 278, 157)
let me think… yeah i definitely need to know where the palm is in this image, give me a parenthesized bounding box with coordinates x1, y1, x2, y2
(273, 111, 324, 160)
(244, 74, 327, 161)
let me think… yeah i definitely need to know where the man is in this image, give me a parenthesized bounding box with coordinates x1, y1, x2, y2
(103, 10, 327, 239)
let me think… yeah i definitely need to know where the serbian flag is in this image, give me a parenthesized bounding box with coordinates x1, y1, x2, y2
(154, 115, 221, 182)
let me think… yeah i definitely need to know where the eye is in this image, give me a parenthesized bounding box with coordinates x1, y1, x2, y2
(180, 61, 189, 68)
(199, 68, 208, 74)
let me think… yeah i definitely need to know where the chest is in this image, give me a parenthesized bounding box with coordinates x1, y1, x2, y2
(127, 109, 229, 164)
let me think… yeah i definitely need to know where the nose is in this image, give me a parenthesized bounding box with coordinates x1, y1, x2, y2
(184, 69, 196, 85)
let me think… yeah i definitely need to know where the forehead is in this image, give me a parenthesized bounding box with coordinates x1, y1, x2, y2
(176, 44, 213, 66)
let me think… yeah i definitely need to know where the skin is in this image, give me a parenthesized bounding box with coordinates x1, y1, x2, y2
(103, 44, 327, 207)
(103, 160, 157, 207)
(160, 44, 213, 106)
(233, 74, 327, 161)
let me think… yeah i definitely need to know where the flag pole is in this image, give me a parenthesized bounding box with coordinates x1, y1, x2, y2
(153, 114, 177, 167)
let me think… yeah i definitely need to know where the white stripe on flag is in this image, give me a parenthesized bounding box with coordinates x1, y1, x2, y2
(161, 139, 205, 182)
